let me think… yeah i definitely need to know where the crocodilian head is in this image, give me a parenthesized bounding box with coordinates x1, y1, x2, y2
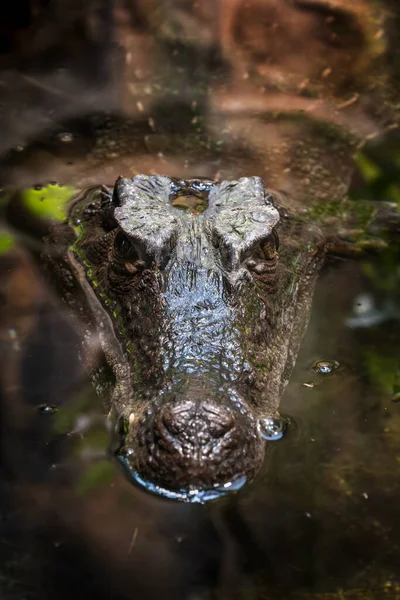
(68, 175, 322, 501)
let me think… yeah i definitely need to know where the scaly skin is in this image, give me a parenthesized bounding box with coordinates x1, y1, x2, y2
(46, 174, 324, 497)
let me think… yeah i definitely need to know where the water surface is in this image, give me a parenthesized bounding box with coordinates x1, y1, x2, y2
(0, 1, 400, 598)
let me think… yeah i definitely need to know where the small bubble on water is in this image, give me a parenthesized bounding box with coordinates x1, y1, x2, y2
(313, 360, 339, 375)
(8, 328, 17, 340)
(38, 404, 58, 415)
(15, 145, 24, 152)
(58, 132, 74, 143)
(258, 416, 287, 441)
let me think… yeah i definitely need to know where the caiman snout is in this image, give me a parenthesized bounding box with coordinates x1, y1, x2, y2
(129, 398, 266, 492)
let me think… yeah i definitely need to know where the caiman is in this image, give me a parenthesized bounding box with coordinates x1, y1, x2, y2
(21, 171, 393, 503)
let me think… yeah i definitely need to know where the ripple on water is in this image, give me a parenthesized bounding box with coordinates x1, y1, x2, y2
(116, 451, 248, 503)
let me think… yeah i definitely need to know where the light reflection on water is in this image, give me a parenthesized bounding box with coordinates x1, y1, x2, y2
(117, 455, 249, 503)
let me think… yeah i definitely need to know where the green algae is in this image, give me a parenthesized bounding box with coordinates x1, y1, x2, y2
(0, 231, 15, 255)
(21, 183, 77, 222)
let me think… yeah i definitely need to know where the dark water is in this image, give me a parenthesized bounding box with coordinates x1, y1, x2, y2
(1, 1, 400, 599)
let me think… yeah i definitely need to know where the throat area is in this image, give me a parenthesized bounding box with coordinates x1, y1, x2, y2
(161, 218, 247, 384)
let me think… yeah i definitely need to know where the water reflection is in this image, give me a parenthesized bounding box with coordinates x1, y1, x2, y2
(0, 0, 398, 193)
(0, 0, 400, 598)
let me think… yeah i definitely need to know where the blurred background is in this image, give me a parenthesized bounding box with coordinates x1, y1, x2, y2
(0, 1, 400, 599)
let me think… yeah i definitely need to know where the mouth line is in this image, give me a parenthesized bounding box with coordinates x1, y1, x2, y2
(117, 453, 249, 503)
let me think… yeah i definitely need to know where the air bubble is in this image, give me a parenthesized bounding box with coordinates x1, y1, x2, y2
(38, 404, 58, 415)
(313, 360, 339, 375)
(258, 416, 287, 441)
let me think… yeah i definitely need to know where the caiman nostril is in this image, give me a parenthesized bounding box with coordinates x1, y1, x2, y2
(203, 402, 235, 434)
(158, 400, 235, 442)
(160, 403, 189, 436)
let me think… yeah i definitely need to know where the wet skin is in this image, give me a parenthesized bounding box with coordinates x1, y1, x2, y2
(50, 175, 324, 500)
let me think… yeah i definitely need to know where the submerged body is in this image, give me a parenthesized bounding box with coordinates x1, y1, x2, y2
(48, 175, 324, 500)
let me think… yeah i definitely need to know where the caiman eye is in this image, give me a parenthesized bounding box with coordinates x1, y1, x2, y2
(246, 229, 279, 286)
(260, 230, 279, 260)
(114, 231, 140, 261)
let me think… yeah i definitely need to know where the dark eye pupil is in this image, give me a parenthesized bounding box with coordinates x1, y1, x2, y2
(114, 231, 138, 259)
